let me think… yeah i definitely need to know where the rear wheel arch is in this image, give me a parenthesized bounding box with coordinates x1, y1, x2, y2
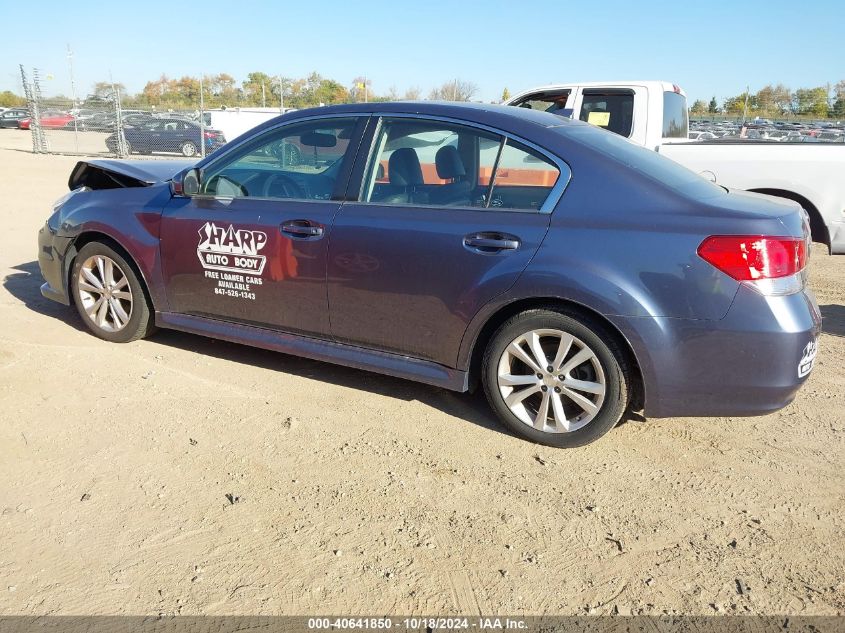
(67, 232, 155, 309)
(747, 188, 829, 249)
(465, 297, 644, 411)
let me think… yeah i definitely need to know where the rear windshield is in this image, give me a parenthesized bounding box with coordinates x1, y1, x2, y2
(663, 91, 688, 138)
(563, 122, 724, 199)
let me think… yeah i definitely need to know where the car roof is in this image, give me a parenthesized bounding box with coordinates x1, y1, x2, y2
(282, 100, 574, 129)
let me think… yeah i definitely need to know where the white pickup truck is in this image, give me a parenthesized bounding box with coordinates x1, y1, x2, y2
(505, 81, 845, 254)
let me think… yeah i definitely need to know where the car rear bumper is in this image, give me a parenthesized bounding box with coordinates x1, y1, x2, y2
(37, 221, 73, 305)
(612, 283, 822, 418)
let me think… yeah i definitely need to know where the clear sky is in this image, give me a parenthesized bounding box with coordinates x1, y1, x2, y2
(1, 0, 842, 105)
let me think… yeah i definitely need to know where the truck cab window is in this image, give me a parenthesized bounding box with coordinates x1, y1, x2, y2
(510, 90, 571, 115)
(579, 90, 634, 138)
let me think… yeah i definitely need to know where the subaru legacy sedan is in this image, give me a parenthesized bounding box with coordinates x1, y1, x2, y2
(37, 102, 820, 447)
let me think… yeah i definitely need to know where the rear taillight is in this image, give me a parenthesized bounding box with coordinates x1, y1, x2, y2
(698, 235, 807, 296)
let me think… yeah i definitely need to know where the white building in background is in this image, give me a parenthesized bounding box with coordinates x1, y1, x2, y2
(201, 107, 297, 142)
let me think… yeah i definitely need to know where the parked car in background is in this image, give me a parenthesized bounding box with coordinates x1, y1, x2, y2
(37, 102, 820, 447)
(689, 131, 716, 141)
(19, 111, 75, 130)
(105, 118, 225, 156)
(0, 108, 30, 128)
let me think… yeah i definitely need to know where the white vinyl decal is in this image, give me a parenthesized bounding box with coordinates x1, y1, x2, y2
(798, 339, 818, 378)
(197, 222, 267, 301)
(197, 221, 268, 275)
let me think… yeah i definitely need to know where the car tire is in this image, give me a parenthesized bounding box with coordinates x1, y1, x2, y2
(482, 308, 630, 448)
(70, 242, 156, 344)
(181, 141, 198, 157)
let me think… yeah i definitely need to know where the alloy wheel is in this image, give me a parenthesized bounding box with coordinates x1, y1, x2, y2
(76, 255, 134, 332)
(497, 328, 606, 433)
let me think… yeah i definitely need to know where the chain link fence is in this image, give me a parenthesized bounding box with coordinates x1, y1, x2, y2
(5, 66, 288, 160)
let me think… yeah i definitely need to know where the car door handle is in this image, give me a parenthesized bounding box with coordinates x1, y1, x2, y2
(281, 220, 324, 239)
(463, 233, 520, 252)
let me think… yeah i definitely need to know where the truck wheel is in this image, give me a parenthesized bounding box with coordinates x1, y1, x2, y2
(482, 309, 630, 448)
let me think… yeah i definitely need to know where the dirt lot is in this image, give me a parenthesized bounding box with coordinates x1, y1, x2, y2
(0, 144, 843, 617)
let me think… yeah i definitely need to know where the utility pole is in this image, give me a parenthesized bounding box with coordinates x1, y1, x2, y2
(21, 65, 46, 153)
(278, 76, 284, 112)
(741, 85, 750, 124)
(111, 71, 126, 157)
(364, 77, 368, 103)
(261, 82, 266, 108)
(67, 44, 79, 152)
(199, 75, 206, 158)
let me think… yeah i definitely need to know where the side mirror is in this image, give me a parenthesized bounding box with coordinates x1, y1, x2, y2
(171, 167, 201, 196)
(183, 168, 200, 195)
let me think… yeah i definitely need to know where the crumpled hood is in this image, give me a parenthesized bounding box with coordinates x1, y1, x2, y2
(68, 159, 196, 190)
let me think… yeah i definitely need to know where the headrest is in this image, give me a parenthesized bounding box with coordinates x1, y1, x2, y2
(388, 148, 423, 186)
(435, 145, 466, 179)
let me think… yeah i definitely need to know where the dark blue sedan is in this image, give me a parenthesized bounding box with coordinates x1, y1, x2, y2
(38, 102, 820, 447)
(106, 117, 225, 157)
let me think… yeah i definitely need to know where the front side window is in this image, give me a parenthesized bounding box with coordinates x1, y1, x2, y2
(362, 118, 561, 211)
(200, 117, 358, 200)
(579, 90, 634, 138)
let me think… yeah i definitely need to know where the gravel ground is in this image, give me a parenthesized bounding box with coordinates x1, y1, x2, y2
(0, 144, 842, 616)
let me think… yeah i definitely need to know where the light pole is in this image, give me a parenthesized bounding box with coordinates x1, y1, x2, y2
(199, 75, 206, 158)
(276, 76, 285, 112)
(67, 44, 79, 152)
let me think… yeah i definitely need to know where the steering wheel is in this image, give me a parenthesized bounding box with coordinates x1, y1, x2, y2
(269, 141, 302, 166)
(262, 173, 306, 199)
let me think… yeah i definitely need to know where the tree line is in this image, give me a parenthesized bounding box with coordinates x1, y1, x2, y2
(4, 73, 844, 119)
(690, 81, 845, 118)
(37, 73, 478, 110)
(0, 71, 481, 110)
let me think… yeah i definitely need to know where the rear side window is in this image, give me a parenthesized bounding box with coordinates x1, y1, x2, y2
(579, 90, 634, 138)
(663, 91, 688, 138)
(488, 141, 560, 210)
(364, 120, 501, 208)
(362, 118, 561, 211)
